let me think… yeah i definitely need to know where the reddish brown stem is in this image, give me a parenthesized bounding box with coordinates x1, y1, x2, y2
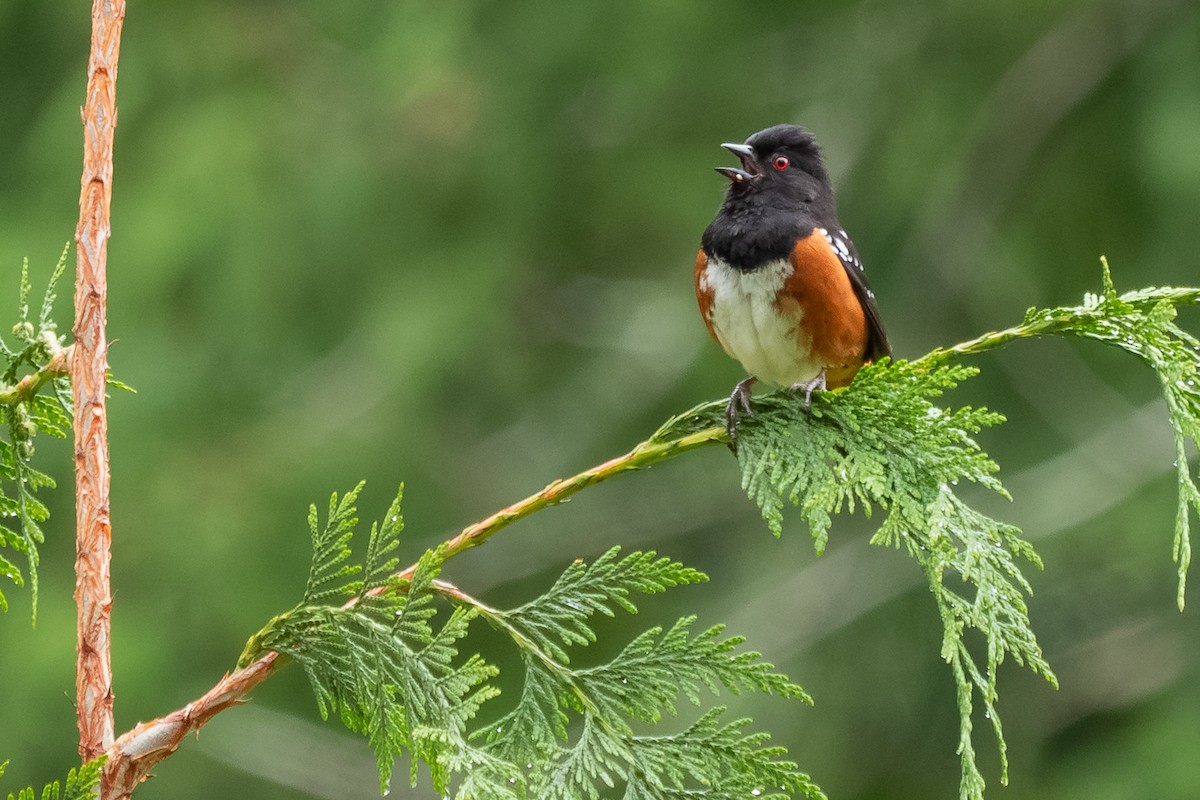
(104, 654, 280, 799)
(74, 0, 125, 773)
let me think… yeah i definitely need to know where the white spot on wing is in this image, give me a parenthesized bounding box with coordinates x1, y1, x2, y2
(824, 228, 866, 273)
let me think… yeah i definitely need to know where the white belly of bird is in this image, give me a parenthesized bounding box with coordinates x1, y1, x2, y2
(700, 255, 821, 387)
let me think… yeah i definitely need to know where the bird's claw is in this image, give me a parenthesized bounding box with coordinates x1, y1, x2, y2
(725, 377, 757, 454)
(788, 370, 828, 411)
(725, 371, 826, 453)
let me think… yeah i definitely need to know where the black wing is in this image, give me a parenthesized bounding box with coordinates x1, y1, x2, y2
(821, 227, 891, 361)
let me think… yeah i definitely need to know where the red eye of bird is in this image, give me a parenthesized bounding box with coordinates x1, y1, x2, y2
(772, 156, 790, 170)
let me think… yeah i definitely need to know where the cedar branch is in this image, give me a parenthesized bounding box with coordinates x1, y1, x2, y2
(102, 425, 722, 795)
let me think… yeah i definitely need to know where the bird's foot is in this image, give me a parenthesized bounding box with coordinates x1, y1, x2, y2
(788, 370, 828, 411)
(725, 377, 757, 454)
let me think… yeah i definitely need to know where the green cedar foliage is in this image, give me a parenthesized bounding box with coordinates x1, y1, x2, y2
(244, 484, 505, 794)
(471, 549, 817, 800)
(651, 261, 1200, 800)
(239, 263, 1200, 800)
(243, 487, 821, 799)
(0, 247, 72, 620)
(0, 757, 104, 800)
(715, 360, 1051, 799)
(5, 254, 1196, 799)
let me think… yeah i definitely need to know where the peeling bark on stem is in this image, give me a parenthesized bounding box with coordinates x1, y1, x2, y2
(74, 0, 125, 774)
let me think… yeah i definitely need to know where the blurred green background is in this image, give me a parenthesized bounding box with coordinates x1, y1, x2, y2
(2, 1, 1199, 798)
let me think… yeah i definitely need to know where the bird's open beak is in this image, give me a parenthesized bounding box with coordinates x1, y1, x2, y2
(716, 142, 760, 184)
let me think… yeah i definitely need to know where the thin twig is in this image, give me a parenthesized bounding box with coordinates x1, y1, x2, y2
(429, 577, 605, 722)
(102, 424, 723, 794)
(0, 345, 71, 406)
(103, 654, 279, 799)
(75, 0, 125, 776)
(391, 426, 722, 583)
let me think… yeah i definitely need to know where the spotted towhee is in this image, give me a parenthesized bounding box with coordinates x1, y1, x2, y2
(694, 124, 891, 448)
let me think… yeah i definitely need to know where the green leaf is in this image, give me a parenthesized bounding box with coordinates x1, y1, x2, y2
(732, 358, 1042, 800)
(37, 243, 70, 332)
(958, 265, 1200, 608)
(300, 483, 363, 604)
(0, 251, 74, 622)
(253, 486, 501, 796)
(625, 708, 826, 800)
(3, 757, 105, 800)
(470, 550, 819, 800)
(361, 485, 403, 594)
(503, 546, 707, 664)
(724, 261, 1200, 800)
(575, 617, 811, 722)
